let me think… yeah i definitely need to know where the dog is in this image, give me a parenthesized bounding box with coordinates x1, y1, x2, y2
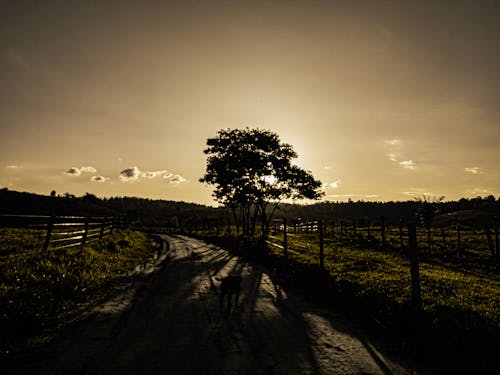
(219, 275, 242, 314)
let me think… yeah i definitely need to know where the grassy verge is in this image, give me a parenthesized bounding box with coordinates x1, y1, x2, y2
(194, 230, 499, 372)
(0, 229, 153, 356)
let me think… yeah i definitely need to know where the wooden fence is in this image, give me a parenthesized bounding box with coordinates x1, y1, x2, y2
(0, 214, 124, 259)
(271, 216, 499, 258)
(268, 216, 499, 313)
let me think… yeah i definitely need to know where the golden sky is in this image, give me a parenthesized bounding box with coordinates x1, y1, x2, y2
(1, 0, 499, 205)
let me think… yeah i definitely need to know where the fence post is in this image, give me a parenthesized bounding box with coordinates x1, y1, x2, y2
(399, 219, 404, 250)
(408, 223, 422, 312)
(427, 224, 432, 256)
(43, 214, 55, 254)
(494, 217, 499, 257)
(485, 224, 495, 257)
(99, 219, 105, 239)
(441, 227, 446, 253)
(81, 217, 89, 247)
(319, 220, 324, 270)
(456, 224, 461, 258)
(380, 216, 385, 250)
(110, 217, 115, 234)
(283, 218, 288, 258)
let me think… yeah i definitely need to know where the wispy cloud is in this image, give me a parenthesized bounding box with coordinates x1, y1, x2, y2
(169, 175, 186, 184)
(399, 160, 415, 169)
(465, 167, 483, 175)
(386, 153, 398, 162)
(80, 166, 97, 173)
(329, 179, 341, 189)
(120, 166, 179, 183)
(466, 187, 495, 196)
(384, 139, 414, 169)
(141, 170, 169, 179)
(6, 165, 20, 169)
(322, 179, 341, 190)
(403, 190, 436, 197)
(384, 139, 400, 145)
(91, 175, 108, 182)
(323, 165, 333, 170)
(64, 166, 97, 176)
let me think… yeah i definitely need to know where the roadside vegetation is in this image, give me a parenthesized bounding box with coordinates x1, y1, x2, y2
(0, 228, 153, 356)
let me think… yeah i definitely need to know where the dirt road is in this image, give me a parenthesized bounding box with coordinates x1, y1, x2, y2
(4, 235, 417, 374)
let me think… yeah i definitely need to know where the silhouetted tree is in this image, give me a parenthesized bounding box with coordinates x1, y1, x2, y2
(200, 128, 323, 236)
(417, 195, 444, 251)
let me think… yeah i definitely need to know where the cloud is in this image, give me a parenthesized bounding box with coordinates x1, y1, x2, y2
(384, 139, 400, 145)
(119, 167, 175, 182)
(6, 165, 20, 169)
(328, 179, 341, 188)
(169, 174, 187, 184)
(399, 160, 415, 169)
(65, 167, 82, 176)
(91, 175, 108, 182)
(465, 167, 483, 175)
(466, 187, 495, 197)
(64, 166, 97, 176)
(80, 166, 97, 173)
(141, 170, 170, 179)
(323, 165, 333, 170)
(403, 190, 436, 197)
(386, 153, 398, 162)
(322, 179, 341, 190)
(120, 166, 141, 181)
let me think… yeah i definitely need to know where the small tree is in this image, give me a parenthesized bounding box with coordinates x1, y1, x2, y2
(416, 195, 444, 252)
(200, 128, 323, 236)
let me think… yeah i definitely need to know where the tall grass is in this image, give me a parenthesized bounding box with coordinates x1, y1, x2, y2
(0, 229, 152, 355)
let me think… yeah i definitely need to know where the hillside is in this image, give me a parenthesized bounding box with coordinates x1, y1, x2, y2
(1, 188, 498, 227)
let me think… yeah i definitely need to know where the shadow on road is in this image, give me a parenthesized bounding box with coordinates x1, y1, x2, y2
(4, 235, 410, 375)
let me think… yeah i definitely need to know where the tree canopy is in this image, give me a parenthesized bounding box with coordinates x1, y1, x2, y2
(200, 128, 323, 235)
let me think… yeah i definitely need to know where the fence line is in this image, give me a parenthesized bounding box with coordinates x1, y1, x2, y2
(0, 214, 125, 259)
(265, 216, 499, 312)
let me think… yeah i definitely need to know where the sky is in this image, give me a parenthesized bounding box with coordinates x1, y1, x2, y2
(1, 0, 499, 205)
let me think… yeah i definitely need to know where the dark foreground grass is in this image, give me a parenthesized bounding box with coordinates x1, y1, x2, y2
(195, 230, 500, 373)
(0, 229, 153, 356)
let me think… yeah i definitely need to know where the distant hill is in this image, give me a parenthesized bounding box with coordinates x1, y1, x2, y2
(1, 188, 498, 227)
(0, 189, 225, 225)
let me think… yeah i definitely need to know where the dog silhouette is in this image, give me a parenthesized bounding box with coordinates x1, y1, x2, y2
(219, 275, 242, 314)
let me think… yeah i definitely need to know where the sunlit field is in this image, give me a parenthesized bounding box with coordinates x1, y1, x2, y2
(0, 229, 153, 355)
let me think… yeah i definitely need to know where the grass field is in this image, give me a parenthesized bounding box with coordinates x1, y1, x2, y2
(268, 231, 499, 325)
(193, 226, 499, 371)
(0, 228, 153, 355)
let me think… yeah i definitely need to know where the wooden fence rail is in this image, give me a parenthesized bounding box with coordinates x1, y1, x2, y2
(0, 214, 124, 259)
